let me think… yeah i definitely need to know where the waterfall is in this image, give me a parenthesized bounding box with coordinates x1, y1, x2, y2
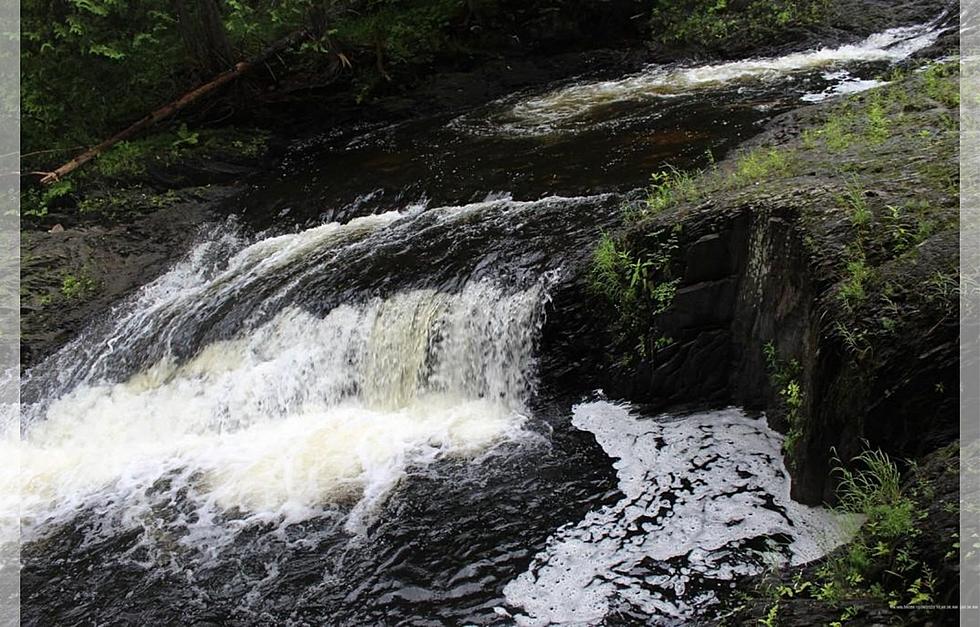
(8, 202, 561, 554)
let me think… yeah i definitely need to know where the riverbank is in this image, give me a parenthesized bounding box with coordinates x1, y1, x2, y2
(563, 61, 960, 623)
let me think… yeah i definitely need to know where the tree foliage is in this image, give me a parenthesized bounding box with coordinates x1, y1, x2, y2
(649, 0, 832, 52)
(21, 0, 475, 161)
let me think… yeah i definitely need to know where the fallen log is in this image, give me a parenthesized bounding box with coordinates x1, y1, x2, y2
(37, 29, 308, 185)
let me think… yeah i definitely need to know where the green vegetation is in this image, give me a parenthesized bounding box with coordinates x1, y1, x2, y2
(595, 63, 959, 383)
(917, 159, 959, 196)
(21, 126, 269, 222)
(590, 226, 681, 359)
(883, 202, 937, 253)
(642, 166, 701, 216)
(834, 448, 902, 511)
(61, 273, 96, 300)
(922, 62, 959, 108)
(840, 182, 871, 229)
(22, 179, 73, 218)
(650, 0, 831, 51)
(617, 54, 960, 627)
(22, 0, 843, 215)
(626, 145, 798, 225)
(864, 95, 890, 144)
(333, 0, 463, 72)
(815, 448, 932, 608)
(838, 257, 871, 306)
(713, 145, 796, 191)
(763, 342, 805, 461)
(806, 110, 856, 152)
(22, 0, 450, 156)
(758, 600, 780, 627)
(590, 233, 632, 307)
(835, 178, 875, 313)
(732, 147, 794, 185)
(799, 60, 960, 160)
(751, 447, 950, 623)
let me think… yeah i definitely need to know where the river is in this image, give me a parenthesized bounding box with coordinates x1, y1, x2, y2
(8, 15, 947, 625)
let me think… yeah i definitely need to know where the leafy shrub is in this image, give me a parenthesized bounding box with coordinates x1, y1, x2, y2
(61, 273, 96, 300)
(839, 257, 871, 306)
(792, 447, 937, 610)
(763, 342, 805, 458)
(650, 0, 831, 51)
(590, 226, 682, 358)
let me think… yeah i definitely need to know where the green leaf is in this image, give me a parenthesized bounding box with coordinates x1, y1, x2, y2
(89, 43, 126, 59)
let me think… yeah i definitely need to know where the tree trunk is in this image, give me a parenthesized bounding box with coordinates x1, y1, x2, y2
(172, 0, 235, 76)
(37, 30, 307, 186)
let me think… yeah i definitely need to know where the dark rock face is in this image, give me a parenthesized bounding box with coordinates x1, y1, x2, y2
(539, 66, 960, 507)
(541, 199, 955, 503)
(19, 187, 237, 369)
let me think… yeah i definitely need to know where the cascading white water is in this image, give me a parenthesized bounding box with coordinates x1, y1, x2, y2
(12, 283, 545, 545)
(20, 193, 608, 403)
(21, 210, 408, 398)
(8, 201, 563, 555)
(0, 367, 18, 577)
(460, 15, 948, 136)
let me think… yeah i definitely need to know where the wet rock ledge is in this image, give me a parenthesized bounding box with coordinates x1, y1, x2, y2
(538, 62, 960, 624)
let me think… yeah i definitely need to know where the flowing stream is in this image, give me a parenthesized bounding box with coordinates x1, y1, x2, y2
(9, 16, 946, 625)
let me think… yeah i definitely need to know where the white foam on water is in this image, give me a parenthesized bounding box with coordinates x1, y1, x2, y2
(502, 401, 854, 625)
(484, 16, 946, 135)
(801, 70, 888, 102)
